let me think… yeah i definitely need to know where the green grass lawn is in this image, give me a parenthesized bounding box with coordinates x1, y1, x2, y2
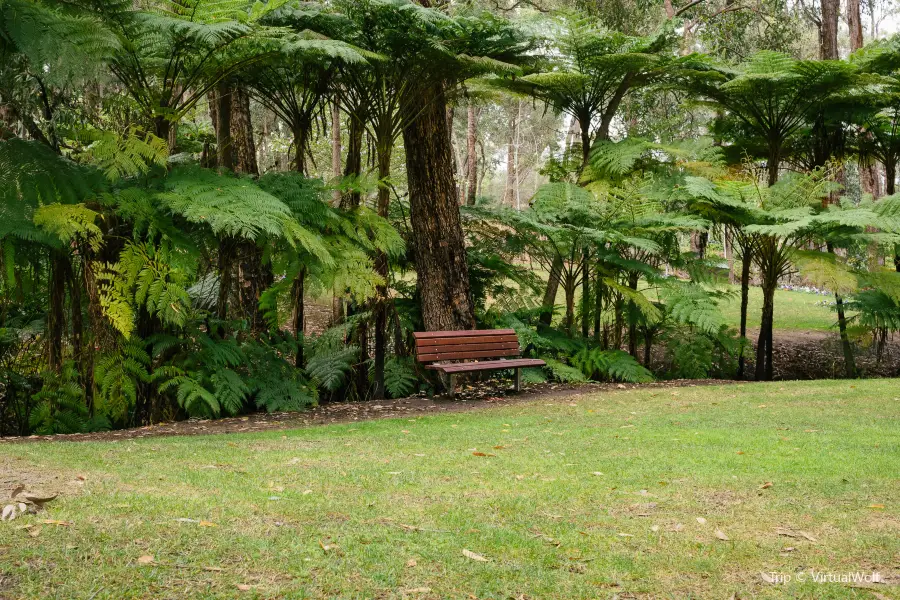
(1, 380, 897, 599)
(717, 285, 841, 332)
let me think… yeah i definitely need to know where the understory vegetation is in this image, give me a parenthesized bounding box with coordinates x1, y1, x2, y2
(5, 0, 900, 435)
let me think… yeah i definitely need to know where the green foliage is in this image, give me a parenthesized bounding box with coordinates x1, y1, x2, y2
(384, 357, 420, 398)
(543, 358, 588, 383)
(572, 348, 654, 383)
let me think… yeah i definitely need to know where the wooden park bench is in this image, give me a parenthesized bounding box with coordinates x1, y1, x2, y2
(413, 329, 546, 397)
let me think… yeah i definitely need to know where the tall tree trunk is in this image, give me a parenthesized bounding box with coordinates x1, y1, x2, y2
(736, 243, 752, 379)
(819, 0, 840, 60)
(215, 81, 234, 171)
(340, 114, 364, 210)
(372, 145, 393, 399)
(627, 272, 639, 359)
(593, 268, 603, 341)
(578, 113, 591, 170)
(68, 260, 85, 394)
(292, 119, 310, 175)
(230, 86, 258, 176)
(402, 84, 476, 332)
(332, 101, 342, 206)
(848, 0, 864, 51)
(466, 102, 477, 206)
(230, 87, 269, 334)
(48, 250, 66, 374)
(291, 268, 306, 368)
(826, 242, 857, 377)
(503, 102, 518, 207)
(581, 251, 590, 338)
(755, 277, 776, 381)
(540, 256, 562, 325)
(564, 275, 576, 337)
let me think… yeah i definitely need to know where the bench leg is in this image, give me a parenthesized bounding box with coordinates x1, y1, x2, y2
(513, 367, 522, 392)
(447, 374, 456, 398)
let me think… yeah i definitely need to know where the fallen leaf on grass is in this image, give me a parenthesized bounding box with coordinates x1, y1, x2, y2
(405, 587, 431, 594)
(462, 549, 489, 562)
(472, 452, 495, 457)
(760, 482, 773, 489)
(236, 584, 251, 591)
(27, 526, 41, 538)
(775, 527, 817, 542)
(650, 525, 660, 532)
(591, 472, 604, 476)
(715, 529, 730, 541)
(202, 566, 223, 572)
(868, 504, 885, 509)
(406, 559, 417, 568)
(696, 517, 707, 525)
(617, 532, 633, 537)
(42, 519, 69, 526)
(137, 555, 155, 565)
(493, 445, 505, 450)
(198, 521, 218, 527)
(760, 572, 776, 584)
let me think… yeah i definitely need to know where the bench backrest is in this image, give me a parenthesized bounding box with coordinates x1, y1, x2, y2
(413, 329, 521, 363)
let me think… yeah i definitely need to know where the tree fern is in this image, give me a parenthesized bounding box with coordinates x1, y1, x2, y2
(572, 348, 653, 383)
(384, 357, 419, 398)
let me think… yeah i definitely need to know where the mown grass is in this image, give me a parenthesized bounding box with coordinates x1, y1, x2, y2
(716, 285, 841, 332)
(0, 380, 897, 599)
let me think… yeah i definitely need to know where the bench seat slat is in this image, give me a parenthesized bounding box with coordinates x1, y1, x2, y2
(413, 329, 515, 340)
(416, 341, 519, 355)
(417, 348, 521, 362)
(416, 334, 518, 347)
(426, 358, 546, 374)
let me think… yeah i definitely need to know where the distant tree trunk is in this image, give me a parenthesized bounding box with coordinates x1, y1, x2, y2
(581, 251, 590, 337)
(340, 114, 364, 210)
(593, 268, 603, 342)
(736, 242, 752, 379)
(819, 0, 839, 60)
(627, 272, 639, 359)
(68, 260, 84, 392)
(48, 250, 66, 374)
(563, 274, 576, 336)
(292, 119, 310, 175)
(332, 101, 342, 206)
(826, 241, 857, 377)
(215, 81, 234, 171)
(230, 87, 258, 176)
(578, 113, 591, 170)
(755, 276, 776, 381)
(372, 145, 393, 399)
(503, 103, 518, 207)
(540, 256, 562, 325)
(466, 102, 477, 206)
(402, 84, 476, 332)
(848, 0, 865, 51)
(291, 268, 305, 368)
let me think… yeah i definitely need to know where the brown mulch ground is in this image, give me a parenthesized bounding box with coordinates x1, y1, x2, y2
(0, 379, 736, 445)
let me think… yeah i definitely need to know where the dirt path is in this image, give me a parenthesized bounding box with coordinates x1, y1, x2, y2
(0, 379, 736, 445)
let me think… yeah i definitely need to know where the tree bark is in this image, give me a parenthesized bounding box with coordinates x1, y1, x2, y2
(627, 272, 639, 359)
(402, 84, 476, 331)
(372, 145, 393, 399)
(503, 102, 519, 207)
(215, 81, 234, 171)
(332, 101, 342, 206)
(230, 86, 258, 176)
(581, 251, 590, 338)
(340, 114, 364, 210)
(466, 102, 477, 206)
(540, 256, 563, 325)
(755, 277, 776, 381)
(291, 268, 305, 368)
(736, 243, 752, 379)
(848, 0, 864, 52)
(819, 0, 840, 60)
(48, 250, 67, 374)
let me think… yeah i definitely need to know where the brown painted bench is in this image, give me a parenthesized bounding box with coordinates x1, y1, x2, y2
(413, 329, 546, 397)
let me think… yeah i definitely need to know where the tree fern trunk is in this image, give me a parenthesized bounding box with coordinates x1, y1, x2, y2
(540, 256, 562, 326)
(291, 268, 305, 369)
(402, 84, 475, 332)
(755, 275, 776, 381)
(340, 114, 364, 210)
(466, 102, 477, 206)
(593, 268, 603, 342)
(627, 272, 639, 359)
(736, 244, 752, 379)
(564, 275, 576, 337)
(372, 145, 393, 399)
(581, 250, 590, 338)
(217, 237, 235, 321)
(215, 81, 234, 171)
(48, 250, 66, 374)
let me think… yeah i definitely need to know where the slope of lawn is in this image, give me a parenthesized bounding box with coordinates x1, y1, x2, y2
(1, 380, 897, 599)
(717, 285, 841, 331)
